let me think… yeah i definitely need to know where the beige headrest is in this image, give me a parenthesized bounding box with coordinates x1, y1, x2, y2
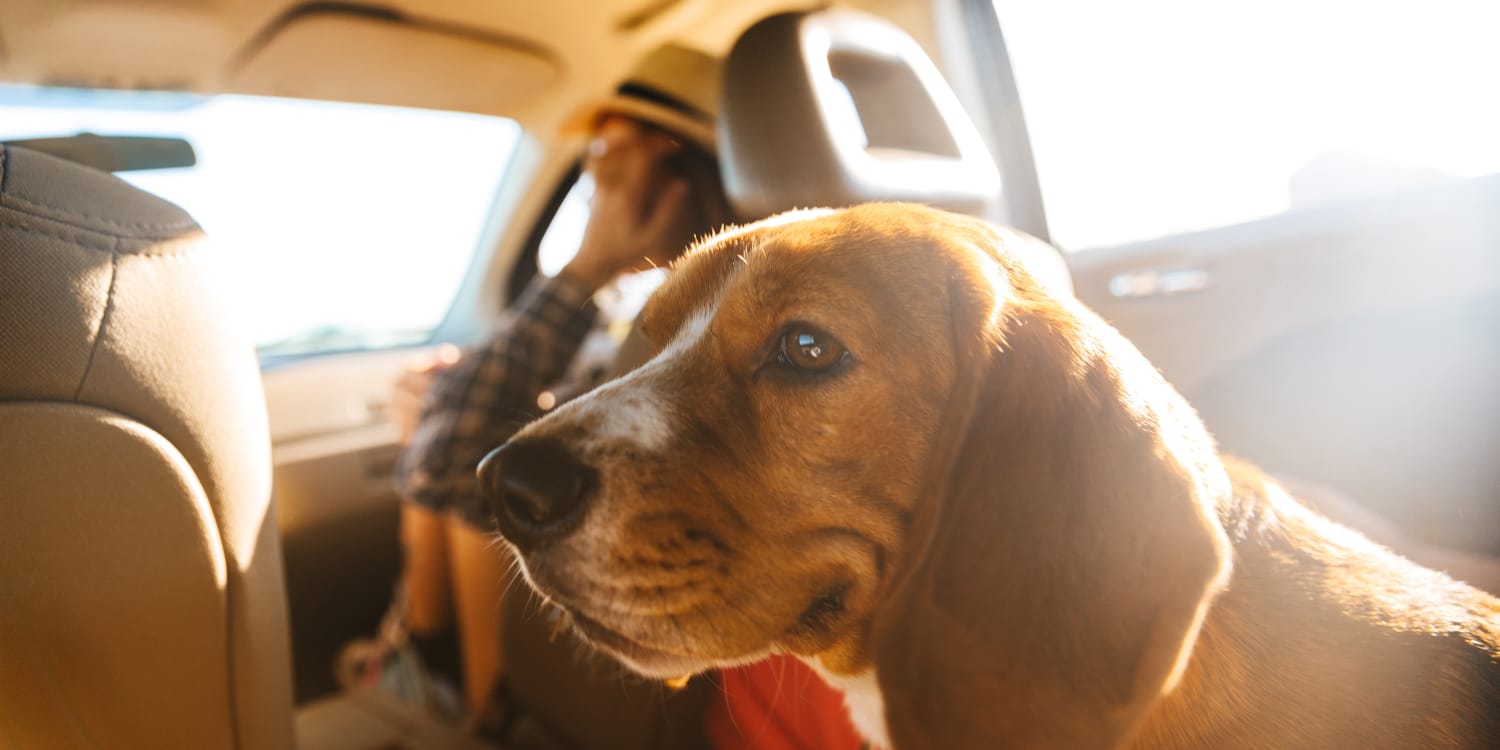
(720, 10, 1001, 219)
(0, 145, 293, 748)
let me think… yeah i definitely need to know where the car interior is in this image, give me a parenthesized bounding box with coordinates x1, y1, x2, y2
(1, 0, 1497, 748)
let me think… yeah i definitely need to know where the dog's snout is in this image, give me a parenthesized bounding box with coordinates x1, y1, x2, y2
(478, 437, 598, 549)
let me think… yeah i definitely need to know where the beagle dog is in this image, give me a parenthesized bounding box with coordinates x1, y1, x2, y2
(479, 203, 1500, 749)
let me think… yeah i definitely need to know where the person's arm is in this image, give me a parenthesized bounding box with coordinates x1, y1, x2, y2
(394, 271, 600, 525)
(394, 117, 693, 527)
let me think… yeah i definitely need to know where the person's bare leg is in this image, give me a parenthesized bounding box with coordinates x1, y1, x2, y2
(447, 514, 512, 717)
(400, 503, 453, 635)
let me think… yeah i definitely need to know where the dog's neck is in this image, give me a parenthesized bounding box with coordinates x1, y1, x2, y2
(798, 629, 889, 747)
(797, 458, 1498, 749)
(803, 656, 891, 750)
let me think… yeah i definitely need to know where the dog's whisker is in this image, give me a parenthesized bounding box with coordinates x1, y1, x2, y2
(659, 586, 693, 663)
(498, 557, 528, 601)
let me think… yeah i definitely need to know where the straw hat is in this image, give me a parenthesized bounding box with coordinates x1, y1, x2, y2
(564, 43, 719, 152)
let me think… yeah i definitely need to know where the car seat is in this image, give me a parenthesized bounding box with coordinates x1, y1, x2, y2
(0, 145, 499, 750)
(0, 144, 295, 748)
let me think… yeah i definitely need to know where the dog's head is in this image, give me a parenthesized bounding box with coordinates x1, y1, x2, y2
(481, 203, 1230, 746)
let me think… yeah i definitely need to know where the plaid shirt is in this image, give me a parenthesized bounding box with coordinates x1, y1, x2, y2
(395, 272, 601, 528)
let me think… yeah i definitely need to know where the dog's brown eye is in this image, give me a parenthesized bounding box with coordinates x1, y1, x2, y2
(779, 324, 848, 373)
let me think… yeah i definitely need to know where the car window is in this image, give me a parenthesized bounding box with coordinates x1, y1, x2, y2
(537, 173, 595, 277)
(993, 0, 1500, 251)
(0, 86, 520, 358)
(532, 170, 668, 326)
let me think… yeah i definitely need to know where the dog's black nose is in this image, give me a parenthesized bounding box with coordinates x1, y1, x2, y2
(478, 438, 598, 549)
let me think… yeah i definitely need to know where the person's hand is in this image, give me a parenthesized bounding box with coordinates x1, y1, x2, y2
(563, 117, 695, 291)
(390, 344, 461, 444)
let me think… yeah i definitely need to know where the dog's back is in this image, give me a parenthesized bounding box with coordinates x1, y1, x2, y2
(1129, 458, 1500, 749)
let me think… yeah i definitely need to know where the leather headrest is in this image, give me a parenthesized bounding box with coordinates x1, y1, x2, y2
(719, 9, 1001, 219)
(0, 144, 274, 560)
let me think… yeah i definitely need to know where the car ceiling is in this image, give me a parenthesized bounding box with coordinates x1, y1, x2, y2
(0, 0, 931, 134)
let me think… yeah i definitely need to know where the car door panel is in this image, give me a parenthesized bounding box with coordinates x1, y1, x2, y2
(1068, 176, 1500, 554)
(261, 347, 422, 702)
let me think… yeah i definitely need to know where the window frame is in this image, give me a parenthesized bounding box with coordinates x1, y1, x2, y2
(504, 159, 587, 303)
(0, 85, 527, 368)
(960, 0, 1051, 243)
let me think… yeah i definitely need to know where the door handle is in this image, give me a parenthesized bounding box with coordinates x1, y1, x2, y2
(1108, 268, 1210, 299)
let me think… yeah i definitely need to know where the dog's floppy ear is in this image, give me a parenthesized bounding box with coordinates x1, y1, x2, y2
(871, 229, 1232, 749)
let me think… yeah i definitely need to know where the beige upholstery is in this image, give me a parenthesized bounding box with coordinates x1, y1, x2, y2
(718, 9, 1072, 297)
(0, 145, 294, 749)
(720, 9, 1000, 218)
